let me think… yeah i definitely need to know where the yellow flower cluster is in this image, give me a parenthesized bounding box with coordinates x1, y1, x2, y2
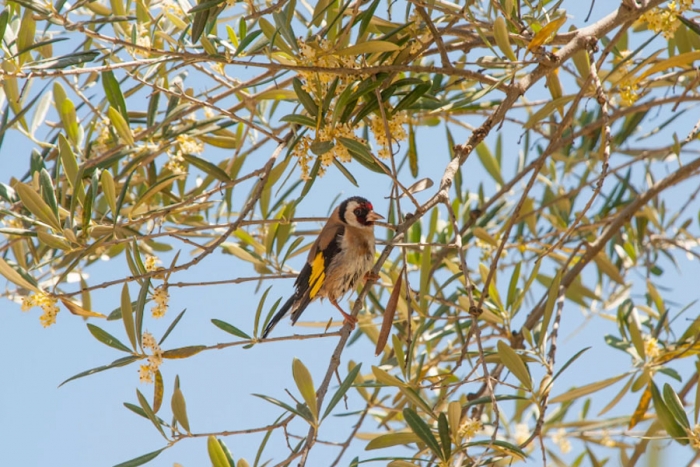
(139, 331, 163, 384)
(458, 417, 482, 440)
(640, 0, 693, 39)
(368, 112, 409, 159)
(614, 50, 640, 107)
(551, 428, 572, 454)
(151, 285, 169, 318)
(297, 39, 363, 94)
(292, 119, 362, 179)
(643, 335, 661, 359)
(21, 291, 60, 327)
(144, 255, 159, 272)
(689, 424, 700, 449)
(176, 133, 204, 156)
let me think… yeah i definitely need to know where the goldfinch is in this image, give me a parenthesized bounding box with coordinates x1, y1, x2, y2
(262, 197, 384, 338)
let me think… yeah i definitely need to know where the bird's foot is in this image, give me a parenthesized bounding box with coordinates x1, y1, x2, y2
(364, 271, 380, 283)
(339, 310, 357, 330)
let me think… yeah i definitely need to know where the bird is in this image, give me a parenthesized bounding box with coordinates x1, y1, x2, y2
(262, 196, 384, 338)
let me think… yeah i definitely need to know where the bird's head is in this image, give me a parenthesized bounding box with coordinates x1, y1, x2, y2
(339, 196, 384, 228)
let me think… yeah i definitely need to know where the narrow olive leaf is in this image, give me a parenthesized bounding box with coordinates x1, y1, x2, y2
(181, 153, 231, 182)
(401, 178, 433, 198)
(114, 169, 134, 224)
(101, 170, 117, 217)
(547, 346, 591, 390)
(108, 106, 134, 146)
(407, 124, 418, 177)
(253, 394, 313, 422)
(663, 383, 690, 429)
(376, 270, 403, 356)
(466, 439, 527, 459)
(153, 370, 164, 413)
(162, 345, 206, 359)
(233, 29, 263, 57)
(332, 158, 359, 187)
(493, 16, 517, 61)
(60, 298, 106, 318)
(447, 401, 461, 441)
(627, 310, 646, 361)
(402, 408, 444, 460)
(136, 389, 168, 439)
(475, 142, 504, 185)
(322, 363, 362, 420)
(39, 168, 59, 221)
(338, 137, 390, 174)
(280, 114, 317, 127)
(217, 439, 235, 467)
(550, 373, 628, 404)
(599, 375, 635, 416)
(211, 319, 251, 339)
(15, 182, 62, 230)
(59, 356, 139, 386)
(393, 83, 431, 114)
(496, 340, 532, 391)
(372, 365, 404, 387)
(87, 323, 132, 352)
(438, 413, 451, 460)
(651, 382, 689, 444)
(365, 432, 421, 450)
(131, 174, 183, 213)
(253, 286, 273, 337)
(171, 386, 191, 433)
(292, 358, 318, 423)
(134, 277, 151, 349)
(207, 435, 231, 467)
(112, 448, 166, 467)
(696, 359, 700, 424)
(539, 269, 561, 348)
(58, 133, 84, 196)
(292, 78, 318, 117)
(335, 40, 400, 56)
(121, 284, 137, 350)
(0, 257, 40, 292)
(629, 384, 653, 429)
(102, 70, 129, 125)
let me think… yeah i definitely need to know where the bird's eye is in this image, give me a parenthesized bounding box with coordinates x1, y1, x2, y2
(354, 208, 363, 216)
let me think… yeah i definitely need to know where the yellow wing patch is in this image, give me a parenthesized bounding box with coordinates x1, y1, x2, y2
(309, 251, 325, 298)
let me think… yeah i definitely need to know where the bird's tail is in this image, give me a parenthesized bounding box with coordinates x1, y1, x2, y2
(262, 294, 297, 338)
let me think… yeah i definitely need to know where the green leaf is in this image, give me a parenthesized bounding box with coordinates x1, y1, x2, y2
(292, 78, 318, 117)
(393, 83, 431, 114)
(113, 448, 166, 467)
(292, 358, 318, 423)
(87, 323, 132, 353)
(102, 70, 129, 125)
(233, 29, 263, 58)
(323, 363, 362, 419)
(337, 137, 389, 174)
(365, 432, 421, 450)
(539, 269, 561, 348)
(402, 408, 443, 460)
(207, 435, 231, 467)
(651, 382, 689, 444)
(15, 182, 62, 230)
(496, 340, 532, 391)
(211, 319, 251, 339)
(550, 373, 628, 404)
(332, 158, 359, 187)
(438, 413, 451, 459)
(136, 389, 167, 439)
(121, 284, 137, 351)
(101, 170, 117, 217)
(134, 277, 151, 349)
(663, 383, 690, 429)
(280, 114, 317, 128)
(59, 356, 139, 386)
(181, 153, 231, 182)
(171, 386, 191, 433)
(158, 308, 187, 346)
(162, 345, 206, 359)
(475, 142, 504, 185)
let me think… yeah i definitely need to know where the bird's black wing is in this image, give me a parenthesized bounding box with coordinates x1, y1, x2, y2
(290, 225, 344, 324)
(262, 225, 345, 337)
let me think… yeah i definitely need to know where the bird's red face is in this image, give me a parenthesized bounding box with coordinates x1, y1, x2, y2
(341, 197, 384, 227)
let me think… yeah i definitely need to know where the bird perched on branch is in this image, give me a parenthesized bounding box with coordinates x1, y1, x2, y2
(262, 197, 384, 338)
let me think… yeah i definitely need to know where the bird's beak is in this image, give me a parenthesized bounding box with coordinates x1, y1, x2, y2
(366, 211, 384, 222)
